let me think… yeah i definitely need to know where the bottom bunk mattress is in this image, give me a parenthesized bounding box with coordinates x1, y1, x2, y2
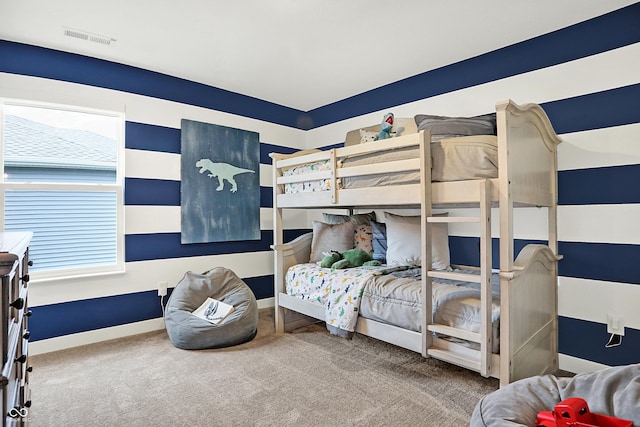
(285, 264, 500, 353)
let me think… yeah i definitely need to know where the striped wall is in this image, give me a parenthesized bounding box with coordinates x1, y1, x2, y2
(303, 4, 640, 374)
(0, 3, 638, 373)
(0, 68, 312, 353)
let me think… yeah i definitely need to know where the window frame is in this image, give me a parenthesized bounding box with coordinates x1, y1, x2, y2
(0, 98, 126, 282)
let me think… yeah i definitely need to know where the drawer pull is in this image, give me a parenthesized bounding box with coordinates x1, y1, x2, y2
(10, 298, 24, 310)
(21, 274, 30, 283)
(23, 330, 30, 340)
(25, 309, 33, 317)
(28, 260, 33, 266)
(27, 366, 33, 373)
(14, 354, 26, 364)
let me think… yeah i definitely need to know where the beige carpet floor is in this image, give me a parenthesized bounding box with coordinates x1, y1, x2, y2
(28, 309, 499, 426)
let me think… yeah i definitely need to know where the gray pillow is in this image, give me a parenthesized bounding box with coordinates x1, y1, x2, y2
(414, 113, 496, 141)
(322, 211, 376, 225)
(309, 221, 355, 262)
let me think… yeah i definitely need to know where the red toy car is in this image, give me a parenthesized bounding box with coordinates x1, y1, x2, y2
(536, 398, 633, 427)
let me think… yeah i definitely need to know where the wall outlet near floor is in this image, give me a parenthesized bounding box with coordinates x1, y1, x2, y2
(606, 314, 625, 336)
(158, 281, 168, 297)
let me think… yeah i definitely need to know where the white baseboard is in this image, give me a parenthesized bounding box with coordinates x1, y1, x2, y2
(30, 318, 166, 355)
(559, 353, 610, 374)
(31, 298, 276, 355)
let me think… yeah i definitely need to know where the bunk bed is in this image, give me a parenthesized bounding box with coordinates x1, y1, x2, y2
(270, 100, 562, 386)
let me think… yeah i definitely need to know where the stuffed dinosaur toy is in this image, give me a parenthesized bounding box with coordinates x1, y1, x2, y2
(375, 112, 395, 141)
(373, 112, 405, 141)
(321, 249, 382, 270)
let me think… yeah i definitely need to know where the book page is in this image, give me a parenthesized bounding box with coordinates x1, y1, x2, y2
(192, 297, 235, 324)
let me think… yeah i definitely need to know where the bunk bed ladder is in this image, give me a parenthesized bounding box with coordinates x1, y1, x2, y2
(425, 179, 493, 377)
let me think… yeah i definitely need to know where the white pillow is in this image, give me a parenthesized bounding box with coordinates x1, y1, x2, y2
(384, 212, 450, 270)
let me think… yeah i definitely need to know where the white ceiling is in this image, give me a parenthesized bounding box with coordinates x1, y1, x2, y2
(0, 0, 636, 111)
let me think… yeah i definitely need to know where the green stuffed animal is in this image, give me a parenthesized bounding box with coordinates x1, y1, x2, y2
(321, 249, 382, 270)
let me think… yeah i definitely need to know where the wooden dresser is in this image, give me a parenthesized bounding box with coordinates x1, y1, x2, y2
(0, 232, 32, 426)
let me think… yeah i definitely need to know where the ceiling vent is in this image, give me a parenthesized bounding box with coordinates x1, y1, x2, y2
(63, 28, 115, 46)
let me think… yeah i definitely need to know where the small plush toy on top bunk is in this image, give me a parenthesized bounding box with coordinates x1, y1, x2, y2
(358, 112, 405, 143)
(376, 112, 396, 140)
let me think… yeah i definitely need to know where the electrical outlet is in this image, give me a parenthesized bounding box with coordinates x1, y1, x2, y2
(607, 314, 625, 336)
(158, 281, 168, 297)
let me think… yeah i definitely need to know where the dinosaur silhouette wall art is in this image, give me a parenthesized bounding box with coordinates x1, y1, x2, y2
(180, 119, 260, 244)
(195, 159, 255, 193)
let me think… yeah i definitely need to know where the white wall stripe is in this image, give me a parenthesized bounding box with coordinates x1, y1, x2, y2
(558, 123, 640, 171)
(125, 206, 310, 234)
(446, 205, 640, 245)
(558, 204, 640, 244)
(558, 276, 640, 330)
(125, 149, 181, 180)
(29, 251, 275, 306)
(0, 72, 307, 149)
(125, 151, 277, 187)
(304, 42, 640, 148)
(559, 354, 610, 375)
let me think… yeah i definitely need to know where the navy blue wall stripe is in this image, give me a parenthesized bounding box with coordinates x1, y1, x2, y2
(125, 121, 181, 153)
(306, 3, 640, 128)
(559, 165, 640, 205)
(121, 81, 640, 158)
(30, 274, 276, 341)
(559, 316, 640, 366)
(2, 5, 638, 131)
(124, 178, 273, 208)
(125, 229, 308, 262)
(559, 241, 640, 285)
(316, 83, 640, 149)
(260, 186, 273, 208)
(260, 142, 300, 165)
(0, 41, 306, 129)
(124, 178, 181, 206)
(30, 291, 162, 341)
(542, 83, 640, 134)
(448, 236, 640, 286)
(244, 275, 275, 300)
(124, 138, 640, 211)
(449, 236, 542, 270)
(126, 122, 301, 164)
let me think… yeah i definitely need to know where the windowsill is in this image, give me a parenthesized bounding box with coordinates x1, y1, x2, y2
(30, 268, 126, 284)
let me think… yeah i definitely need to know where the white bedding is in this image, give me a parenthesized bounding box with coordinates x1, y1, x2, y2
(285, 264, 500, 351)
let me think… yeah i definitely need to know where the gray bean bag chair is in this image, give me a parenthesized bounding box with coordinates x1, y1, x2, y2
(471, 363, 640, 426)
(165, 267, 258, 350)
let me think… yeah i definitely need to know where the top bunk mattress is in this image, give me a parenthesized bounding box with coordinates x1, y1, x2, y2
(282, 135, 498, 194)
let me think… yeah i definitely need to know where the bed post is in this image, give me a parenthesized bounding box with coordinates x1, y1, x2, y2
(479, 179, 493, 377)
(496, 101, 514, 272)
(270, 153, 286, 334)
(419, 129, 433, 357)
(495, 100, 562, 385)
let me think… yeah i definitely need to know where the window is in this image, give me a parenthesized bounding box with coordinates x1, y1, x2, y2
(1, 100, 124, 280)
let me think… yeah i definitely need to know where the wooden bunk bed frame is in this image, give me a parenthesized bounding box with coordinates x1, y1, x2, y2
(270, 100, 562, 386)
